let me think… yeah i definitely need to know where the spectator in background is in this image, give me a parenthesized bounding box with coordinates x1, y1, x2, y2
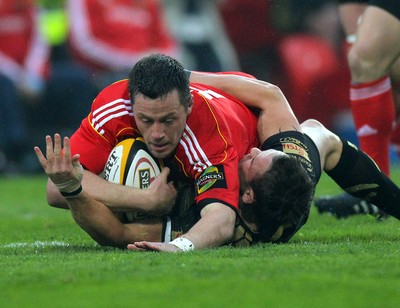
(67, 0, 179, 89)
(219, 0, 280, 81)
(314, 1, 400, 218)
(29, 1, 99, 137)
(270, 0, 351, 132)
(0, 0, 50, 173)
(336, 0, 400, 176)
(162, 0, 239, 72)
(36, 1, 98, 135)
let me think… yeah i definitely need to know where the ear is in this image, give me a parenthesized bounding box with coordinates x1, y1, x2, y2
(187, 95, 194, 115)
(241, 188, 255, 204)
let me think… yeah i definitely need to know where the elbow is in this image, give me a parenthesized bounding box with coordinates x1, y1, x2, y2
(266, 83, 287, 102)
(83, 227, 129, 249)
(257, 83, 290, 111)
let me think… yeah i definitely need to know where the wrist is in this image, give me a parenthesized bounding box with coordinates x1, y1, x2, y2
(60, 185, 83, 198)
(169, 237, 194, 252)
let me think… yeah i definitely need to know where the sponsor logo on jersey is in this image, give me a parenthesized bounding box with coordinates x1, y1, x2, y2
(281, 140, 310, 161)
(279, 137, 315, 180)
(196, 165, 227, 195)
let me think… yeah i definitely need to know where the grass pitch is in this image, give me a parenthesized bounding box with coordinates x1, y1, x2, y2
(1, 170, 400, 308)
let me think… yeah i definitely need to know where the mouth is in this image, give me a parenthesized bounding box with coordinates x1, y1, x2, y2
(150, 142, 169, 155)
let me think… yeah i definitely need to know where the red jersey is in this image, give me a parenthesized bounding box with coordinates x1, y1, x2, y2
(67, 0, 178, 71)
(70, 79, 258, 210)
(0, 0, 49, 84)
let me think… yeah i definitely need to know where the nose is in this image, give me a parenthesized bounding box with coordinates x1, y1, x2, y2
(250, 147, 261, 157)
(150, 122, 165, 140)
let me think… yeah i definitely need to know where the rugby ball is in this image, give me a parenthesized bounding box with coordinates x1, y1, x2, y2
(103, 137, 162, 189)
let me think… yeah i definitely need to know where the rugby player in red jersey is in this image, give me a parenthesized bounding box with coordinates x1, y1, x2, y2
(35, 55, 400, 251)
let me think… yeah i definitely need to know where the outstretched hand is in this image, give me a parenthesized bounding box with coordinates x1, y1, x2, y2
(127, 241, 181, 253)
(34, 134, 83, 194)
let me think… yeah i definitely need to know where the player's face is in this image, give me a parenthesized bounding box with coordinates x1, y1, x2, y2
(133, 90, 193, 159)
(239, 148, 287, 185)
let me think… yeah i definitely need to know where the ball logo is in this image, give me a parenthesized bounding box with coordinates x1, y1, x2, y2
(103, 146, 123, 183)
(138, 169, 151, 189)
(126, 149, 160, 188)
(103, 138, 162, 222)
(103, 139, 161, 189)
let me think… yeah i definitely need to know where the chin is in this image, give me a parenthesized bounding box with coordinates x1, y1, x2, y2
(149, 148, 172, 159)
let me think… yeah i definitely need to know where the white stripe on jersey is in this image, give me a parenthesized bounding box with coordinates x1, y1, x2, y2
(92, 98, 131, 117)
(95, 110, 132, 131)
(180, 125, 212, 172)
(91, 98, 132, 134)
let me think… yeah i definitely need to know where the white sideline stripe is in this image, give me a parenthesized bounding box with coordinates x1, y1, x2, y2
(0, 241, 70, 248)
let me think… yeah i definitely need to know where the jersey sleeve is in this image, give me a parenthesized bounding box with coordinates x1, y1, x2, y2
(194, 149, 240, 212)
(69, 117, 113, 174)
(69, 81, 136, 174)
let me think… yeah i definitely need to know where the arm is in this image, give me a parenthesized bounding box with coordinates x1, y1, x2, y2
(63, 190, 164, 247)
(182, 203, 236, 249)
(46, 167, 177, 216)
(189, 72, 301, 142)
(35, 134, 164, 247)
(129, 203, 236, 252)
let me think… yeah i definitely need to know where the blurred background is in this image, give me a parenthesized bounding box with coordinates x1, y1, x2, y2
(0, 0, 371, 175)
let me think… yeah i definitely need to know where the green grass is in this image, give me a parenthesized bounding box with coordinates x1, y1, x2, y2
(1, 170, 400, 308)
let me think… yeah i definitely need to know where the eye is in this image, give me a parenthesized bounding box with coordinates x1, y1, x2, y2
(163, 118, 175, 124)
(140, 117, 153, 124)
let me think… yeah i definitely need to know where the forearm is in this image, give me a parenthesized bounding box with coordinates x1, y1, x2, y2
(66, 190, 129, 247)
(47, 170, 159, 212)
(189, 72, 301, 142)
(65, 191, 163, 247)
(189, 72, 288, 110)
(179, 203, 236, 250)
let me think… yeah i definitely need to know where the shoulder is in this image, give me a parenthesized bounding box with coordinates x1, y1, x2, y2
(92, 79, 130, 109)
(98, 79, 129, 97)
(90, 79, 134, 136)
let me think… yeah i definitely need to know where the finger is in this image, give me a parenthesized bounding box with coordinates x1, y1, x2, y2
(53, 134, 62, 158)
(131, 241, 146, 248)
(168, 181, 176, 190)
(140, 241, 163, 251)
(71, 153, 81, 165)
(159, 167, 170, 178)
(63, 137, 71, 161)
(127, 244, 147, 251)
(45, 135, 54, 159)
(33, 146, 47, 169)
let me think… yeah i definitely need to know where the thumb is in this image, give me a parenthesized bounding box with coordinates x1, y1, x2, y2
(71, 153, 81, 164)
(71, 154, 83, 181)
(159, 166, 170, 178)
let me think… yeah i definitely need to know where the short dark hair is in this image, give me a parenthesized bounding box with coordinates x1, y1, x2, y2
(128, 54, 192, 109)
(250, 155, 314, 243)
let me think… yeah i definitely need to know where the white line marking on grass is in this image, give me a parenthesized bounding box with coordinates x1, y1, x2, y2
(1, 241, 70, 248)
